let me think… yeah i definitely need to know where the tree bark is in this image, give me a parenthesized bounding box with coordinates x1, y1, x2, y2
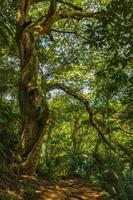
(15, 0, 59, 175)
(16, 22, 49, 175)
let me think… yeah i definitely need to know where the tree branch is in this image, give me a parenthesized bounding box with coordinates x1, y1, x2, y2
(28, 0, 59, 35)
(109, 127, 132, 135)
(33, 0, 83, 11)
(46, 83, 118, 152)
(58, 10, 99, 20)
(27, 0, 99, 35)
(57, 0, 83, 11)
(51, 29, 88, 41)
(46, 82, 89, 103)
(46, 0, 57, 20)
(46, 82, 133, 158)
(17, 0, 32, 24)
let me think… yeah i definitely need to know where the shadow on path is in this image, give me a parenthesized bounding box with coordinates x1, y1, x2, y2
(34, 178, 107, 200)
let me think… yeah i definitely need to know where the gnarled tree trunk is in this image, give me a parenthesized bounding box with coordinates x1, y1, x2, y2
(16, 19, 49, 175)
(15, 0, 59, 175)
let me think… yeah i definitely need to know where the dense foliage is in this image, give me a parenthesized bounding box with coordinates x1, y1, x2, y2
(0, 0, 133, 199)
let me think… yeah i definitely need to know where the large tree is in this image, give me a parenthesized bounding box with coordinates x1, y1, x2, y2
(16, 0, 101, 175)
(1, 0, 132, 176)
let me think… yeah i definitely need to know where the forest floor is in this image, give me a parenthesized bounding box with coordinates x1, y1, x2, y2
(0, 174, 107, 200)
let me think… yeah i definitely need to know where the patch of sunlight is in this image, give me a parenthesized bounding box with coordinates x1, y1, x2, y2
(21, 175, 37, 180)
(61, 187, 68, 192)
(77, 195, 88, 200)
(93, 192, 101, 197)
(35, 190, 42, 194)
(49, 192, 61, 197)
(44, 198, 53, 200)
(7, 190, 22, 200)
(7, 190, 16, 196)
(44, 195, 58, 200)
(39, 185, 45, 190)
(55, 185, 60, 190)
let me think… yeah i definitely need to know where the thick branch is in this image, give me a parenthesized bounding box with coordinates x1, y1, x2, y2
(26, 2, 99, 36)
(46, 0, 57, 20)
(46, 83, 116, 151)
(17, 0, 32, 24)
(46, 82, 133, 158)
(59, 10, 99, 20)
(57, 0, 83, 11)
(46, 82, 89, 103)
(40, 9, 98, 34)
(33, 0, 83, 11)
(28, 0, 59, 36)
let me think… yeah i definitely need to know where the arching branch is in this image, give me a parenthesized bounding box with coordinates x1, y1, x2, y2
(46, 83, 116, 149)
(33, 0, 83, 11)
(46, 82, 133, 158)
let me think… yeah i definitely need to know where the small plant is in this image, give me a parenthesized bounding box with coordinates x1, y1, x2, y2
(24, 187, 35, 199)
(1, 194, 15, 200)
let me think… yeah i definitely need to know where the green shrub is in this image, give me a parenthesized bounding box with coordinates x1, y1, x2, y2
(23, 187, 35, 199)
(1, 194, 16, 200)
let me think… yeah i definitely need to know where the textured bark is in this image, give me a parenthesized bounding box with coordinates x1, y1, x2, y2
(16, 4, 49, 173)
(16, 0, 59, 175)
(21, 118, 48, 175)
(16, 25, 49, 174)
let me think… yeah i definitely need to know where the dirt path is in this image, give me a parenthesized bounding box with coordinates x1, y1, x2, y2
(0, 175, 107, 200)
(34, 178, 107, 200)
